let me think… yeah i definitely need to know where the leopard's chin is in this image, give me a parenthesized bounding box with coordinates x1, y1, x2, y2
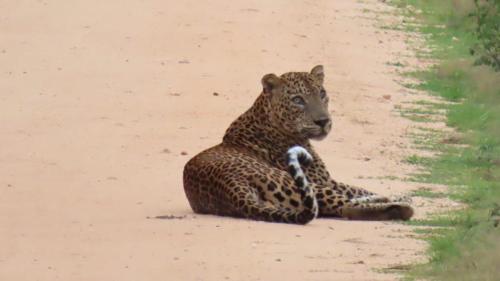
(310, 131, 329, 141)
(302, 127, 330, 141)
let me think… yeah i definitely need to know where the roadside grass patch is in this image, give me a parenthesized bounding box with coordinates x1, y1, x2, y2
(389, 0, 500, 280)
(411, 187, 447, 198)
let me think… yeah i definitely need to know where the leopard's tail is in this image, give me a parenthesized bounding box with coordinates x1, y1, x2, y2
(286, 146, 319, 219)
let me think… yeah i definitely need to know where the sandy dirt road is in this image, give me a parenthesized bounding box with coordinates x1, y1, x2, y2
(1, 1, 428, 280)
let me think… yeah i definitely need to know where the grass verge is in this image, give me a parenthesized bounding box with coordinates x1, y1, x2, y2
(388, 1, 500, 280)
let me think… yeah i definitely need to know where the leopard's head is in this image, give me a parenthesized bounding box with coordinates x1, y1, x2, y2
(262, 65, 332, 140)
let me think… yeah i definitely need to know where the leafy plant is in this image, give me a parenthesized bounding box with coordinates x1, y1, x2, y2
(469, 0, 500, 70)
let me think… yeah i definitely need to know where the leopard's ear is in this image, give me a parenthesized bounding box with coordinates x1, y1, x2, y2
(261, 73, 282, 94)
(310, 65, 324, 84)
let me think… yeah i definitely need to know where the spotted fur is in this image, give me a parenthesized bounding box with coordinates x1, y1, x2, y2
(183, 65, 414, 224)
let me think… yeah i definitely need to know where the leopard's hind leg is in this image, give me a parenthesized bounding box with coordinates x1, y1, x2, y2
(184, 145, 319, 224)
(229, 146, 318, 224)
(316, 184, 414, 220)
(340, 201, 414, 220)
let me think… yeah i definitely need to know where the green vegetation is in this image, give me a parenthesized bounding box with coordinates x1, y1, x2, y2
(470, 0, 500, 70)
(411, 187, 447, 198)
(388, 0, 500, 280)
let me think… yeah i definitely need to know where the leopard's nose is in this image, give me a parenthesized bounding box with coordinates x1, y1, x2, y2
(314, 118, 331, 128)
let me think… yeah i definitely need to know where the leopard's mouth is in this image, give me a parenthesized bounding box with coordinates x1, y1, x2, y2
(311, 131, 329, 140)
(301, 126, 331, 140)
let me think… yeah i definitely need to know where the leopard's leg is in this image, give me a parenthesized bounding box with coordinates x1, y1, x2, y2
(221, 146, 318, 224)
(315, 180, 389, 211)
(331, 181, 412, 204)
(230, 187, 317, 224)
(339, 201, 414, 221)
(315, 182, 413, 220)
(299, 147, 413, 220)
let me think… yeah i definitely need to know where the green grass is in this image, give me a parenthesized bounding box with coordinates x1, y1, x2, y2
(405, 154, 431, 166)
(411, 187, 447, 198)
(388, 0, 500, 280)
(398, 102, 445, 123)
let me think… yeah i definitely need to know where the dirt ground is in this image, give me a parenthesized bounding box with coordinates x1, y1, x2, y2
(1, 0, 434, 280)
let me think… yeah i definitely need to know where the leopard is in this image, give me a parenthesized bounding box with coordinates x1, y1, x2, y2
(183, 65, 414, 224)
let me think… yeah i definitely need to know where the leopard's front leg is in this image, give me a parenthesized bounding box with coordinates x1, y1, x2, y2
(303, 146, 414, 220)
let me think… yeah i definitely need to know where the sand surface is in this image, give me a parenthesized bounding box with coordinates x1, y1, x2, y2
(1, 0, 433, 280)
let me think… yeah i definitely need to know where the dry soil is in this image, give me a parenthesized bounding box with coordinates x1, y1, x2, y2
(1, 1, 436, 280)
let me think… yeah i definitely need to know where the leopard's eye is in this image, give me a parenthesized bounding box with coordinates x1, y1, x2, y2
(320, 89, 327, 99)
(292, 96, 306, 106)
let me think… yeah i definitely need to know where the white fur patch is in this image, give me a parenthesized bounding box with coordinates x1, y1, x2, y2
(287, 146, 313, 163)
(312, 196, 319, 218)
(350, 195, 386, 204)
